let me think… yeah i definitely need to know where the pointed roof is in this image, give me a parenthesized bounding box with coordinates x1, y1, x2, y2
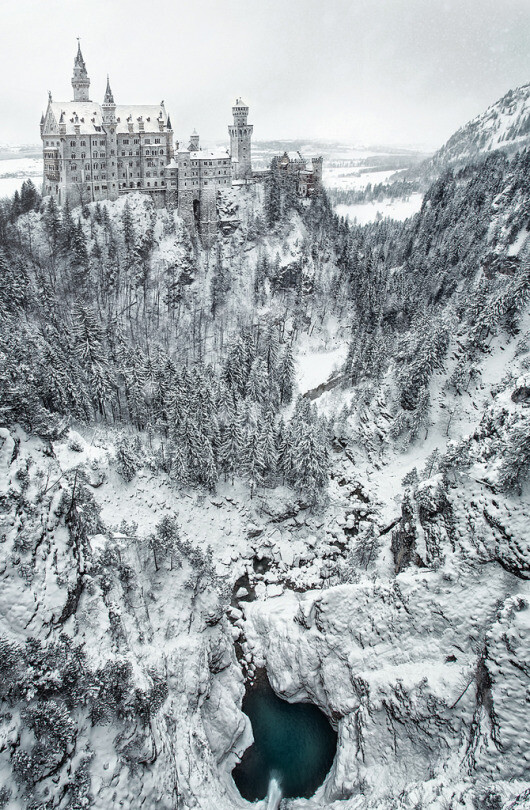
(74, 39, 86, 70)
(166, 115, 172, 130)
(103, 75, 115, 105)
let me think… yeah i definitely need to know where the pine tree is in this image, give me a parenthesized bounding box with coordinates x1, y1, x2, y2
(150, 514, 180, 571)
(291, 424, 329, 506)
(243, 428, 266, 498)
(72, 304, 113, 417)
(246, 358, 269, 405)
(72, 220, 89, 284)
(218, 407, 244, 483)
(122, 199, 135, 251)
(266, 159, 282, 227)
(44, 197, 61, 247)
(20, 180, 40, 214)
(60, 200, 75, 254)
(259, 409, 277, 481)
(278, 344, 295, 404)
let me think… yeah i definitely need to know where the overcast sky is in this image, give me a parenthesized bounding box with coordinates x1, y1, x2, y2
(1, 0, 529, 150)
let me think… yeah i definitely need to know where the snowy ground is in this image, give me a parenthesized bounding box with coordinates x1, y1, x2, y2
(322, 167, 399, 192)
(335, 193, 423, 224)
(0, 156, 42, 198)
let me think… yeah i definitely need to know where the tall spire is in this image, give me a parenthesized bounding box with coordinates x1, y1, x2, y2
(103, 75, 114, 105)
(102, 75, 116, 126)
(72, 39, 90, 102)
(75, 39, 86, 70)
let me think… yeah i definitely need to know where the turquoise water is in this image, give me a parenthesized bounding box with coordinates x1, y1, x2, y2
(232, 672, 337, 801)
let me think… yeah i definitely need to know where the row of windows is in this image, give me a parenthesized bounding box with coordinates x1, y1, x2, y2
(70, 139, 106, 147)
(182, 179, 230, 187)
(191, 159, 228, 167)
(119, 148, 165, 157)
(62, 135, 163, 149)
(117, 180, 166, 188)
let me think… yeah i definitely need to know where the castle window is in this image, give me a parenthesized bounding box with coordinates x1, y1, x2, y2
(122, 151, 125, 156)
(123, 139, 129, 145)
(95, 185, 99, 190)
(100, 140, 105, 146)
(81, 153, 85, 159)
(71, 163, 77, 170)
(85, 164, 90, 171)
(147, 182, 150, 187)
(134, 139, 139, 144)
(146, 172, 150, 178)
(154, 181, 158, 186)
(81, 140, 86, 146)
(155, 138, 160, 144)
(159, 149, 164, 155)
(145, 150, 150, 155)
(70, 140, 76, 147)
(94, 151, 98, 158)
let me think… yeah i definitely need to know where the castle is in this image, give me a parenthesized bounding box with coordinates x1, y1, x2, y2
(41, 43, 321, 242)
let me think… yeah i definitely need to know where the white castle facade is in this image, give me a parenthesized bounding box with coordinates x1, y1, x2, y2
(41, 43, 321, 241)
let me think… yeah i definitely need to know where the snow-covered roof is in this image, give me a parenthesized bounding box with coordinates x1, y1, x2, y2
(115, 105, 168, 134)
(43, 101, 169, 136)
(187, 148, 231, 162)
(285, 151, 305, 162)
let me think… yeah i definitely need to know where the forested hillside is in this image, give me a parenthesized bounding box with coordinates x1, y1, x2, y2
(1, 144, 530, 810)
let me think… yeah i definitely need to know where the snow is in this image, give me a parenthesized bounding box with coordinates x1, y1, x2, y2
(0, 157, 42, 198)
(296, 344, 348, 394)
(1, 171, 530, 810)
(323, 167, 400, 192)
(335, 192, 423, 224)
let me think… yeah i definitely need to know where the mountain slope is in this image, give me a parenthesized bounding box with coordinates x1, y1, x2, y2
(408, 82, 530, 184)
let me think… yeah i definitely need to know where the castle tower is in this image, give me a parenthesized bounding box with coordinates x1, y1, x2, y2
(102, 76, 119, 200)
(102, 75, 116, 124)
(228, 98, 253, 180)
(72, 40, 90, 102)
(188, 129, 200, 152)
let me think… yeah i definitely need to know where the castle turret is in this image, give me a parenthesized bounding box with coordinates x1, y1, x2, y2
(102, 76, 118, 201)
(188, 129, 200, 152)
(228, 98, 253, 180)
(72, 40, 90, 102)
(102, 76, 116, 124)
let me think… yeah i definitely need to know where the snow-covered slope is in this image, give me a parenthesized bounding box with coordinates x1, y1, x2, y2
(410, 82, 530, 182)
(1, 148, 530, 809)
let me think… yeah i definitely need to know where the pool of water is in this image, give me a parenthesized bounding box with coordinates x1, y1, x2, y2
(232, 671, 337, 801)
